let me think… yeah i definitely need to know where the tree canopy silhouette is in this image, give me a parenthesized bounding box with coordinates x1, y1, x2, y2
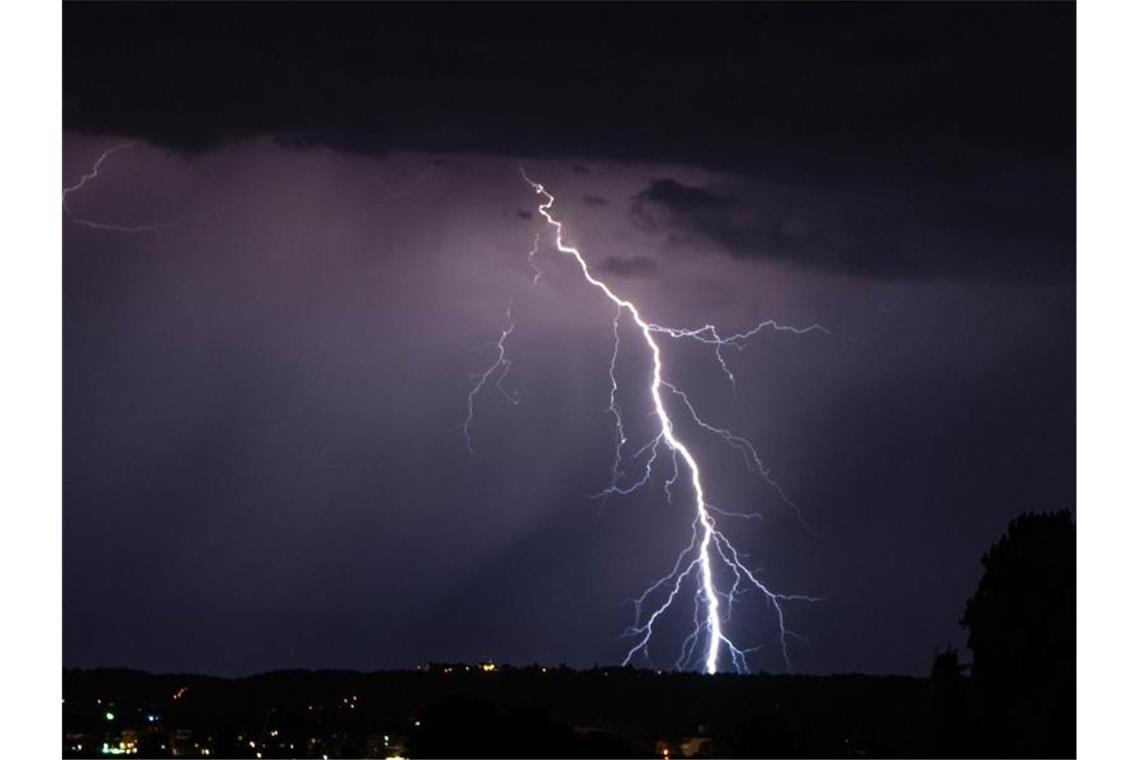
(961, 510, 1075, 757)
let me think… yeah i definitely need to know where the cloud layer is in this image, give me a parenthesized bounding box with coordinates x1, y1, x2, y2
(632, 175, 1073, 282)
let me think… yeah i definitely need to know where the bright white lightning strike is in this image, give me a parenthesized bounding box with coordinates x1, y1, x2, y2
(466, 171, 825, 674)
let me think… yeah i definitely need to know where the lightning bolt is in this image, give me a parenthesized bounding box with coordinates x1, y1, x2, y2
(463, 298, 521, 455)
(464, 172, 826, 673)
(62, 143, 161, 234)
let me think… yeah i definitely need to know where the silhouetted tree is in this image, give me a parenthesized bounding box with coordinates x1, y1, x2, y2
(960, 510, 1075, 757)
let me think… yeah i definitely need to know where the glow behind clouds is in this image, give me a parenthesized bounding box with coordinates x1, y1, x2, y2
(62, 137, 1074, 676)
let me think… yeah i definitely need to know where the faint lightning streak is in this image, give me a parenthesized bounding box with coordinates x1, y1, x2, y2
(519, 170, 823, 674)
(648, 320, 829, 391)
(663, 380, 818, 536)
(463, 298, 521, 455)
(594, 434, 662, 499)
(604, 307, 627, 490)
(62, 143, 161, 234)
(527, 232, 544, 284)
(706, 503, 765, 521)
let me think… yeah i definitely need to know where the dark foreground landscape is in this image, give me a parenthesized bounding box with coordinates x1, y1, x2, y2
(63, 659, 1069, 759)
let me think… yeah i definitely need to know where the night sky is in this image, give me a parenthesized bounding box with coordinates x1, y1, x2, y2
(63, 3, 1074, 677)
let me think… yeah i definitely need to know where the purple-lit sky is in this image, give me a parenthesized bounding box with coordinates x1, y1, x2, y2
(63, 3, 1074, 677)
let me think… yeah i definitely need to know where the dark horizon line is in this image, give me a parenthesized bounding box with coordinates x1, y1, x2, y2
(63, 663, 934, 681)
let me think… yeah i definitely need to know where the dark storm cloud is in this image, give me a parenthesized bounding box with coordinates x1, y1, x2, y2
(516, 209, 534, 220)
(582, 195, 609, 207)
(62, 2, 1073, 281)
(65, 2, 1073, 162)
(637, 179, 732, 212)
(63, 10, 1072, 191)
(595, 255, 662, 279)
(633, 176, 1074, 282)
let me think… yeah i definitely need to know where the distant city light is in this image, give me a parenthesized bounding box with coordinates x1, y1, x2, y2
(105, 711, 115, 721)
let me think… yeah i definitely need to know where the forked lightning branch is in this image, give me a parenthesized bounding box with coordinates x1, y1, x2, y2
(62, 146, 826, 675)
(465, 172, 826, 674)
